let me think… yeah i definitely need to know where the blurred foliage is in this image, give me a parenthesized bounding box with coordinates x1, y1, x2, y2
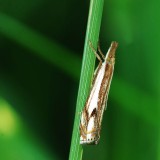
(0, 0, 160, 160)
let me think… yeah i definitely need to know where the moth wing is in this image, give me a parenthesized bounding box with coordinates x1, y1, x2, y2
(91, 62, 102, 87)
(97, 63, 115, 124)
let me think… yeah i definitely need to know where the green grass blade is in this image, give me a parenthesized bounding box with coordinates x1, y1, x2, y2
(69, 0, 104, 159)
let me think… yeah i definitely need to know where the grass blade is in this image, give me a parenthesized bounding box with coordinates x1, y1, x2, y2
(69, 0, 104, 159)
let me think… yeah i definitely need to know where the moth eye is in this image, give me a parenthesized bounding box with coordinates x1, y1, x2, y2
(91, 138, 92, 140)
(88, 139, 90, 141)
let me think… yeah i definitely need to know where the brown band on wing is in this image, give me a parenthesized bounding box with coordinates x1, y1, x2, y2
(97, 63, 113, 124)
(80, 123, 87, 138)
(97, 64, 110, 109)
(80, 120, 100, 135)
(85, 127, 100, 134)
(90, 108, 97, 118)
(99, 67, 113, 124)
(84, 107, 89, 122)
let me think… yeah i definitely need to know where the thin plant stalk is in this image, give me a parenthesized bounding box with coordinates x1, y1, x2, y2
(69, 0, 104, 159)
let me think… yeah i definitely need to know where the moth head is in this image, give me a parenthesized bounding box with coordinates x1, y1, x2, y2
(106, 41, 118, 63)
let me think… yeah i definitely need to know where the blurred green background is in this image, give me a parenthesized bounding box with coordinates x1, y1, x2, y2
(0, 0, 159, 160)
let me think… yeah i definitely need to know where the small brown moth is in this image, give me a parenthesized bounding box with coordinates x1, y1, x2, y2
(80, 41, 118, 145)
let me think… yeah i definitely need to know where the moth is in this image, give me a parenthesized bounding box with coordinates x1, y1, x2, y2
(80, 41, 118, 145)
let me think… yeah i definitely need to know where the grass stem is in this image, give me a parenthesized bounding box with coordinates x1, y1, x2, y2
(69, 0, 104, 159)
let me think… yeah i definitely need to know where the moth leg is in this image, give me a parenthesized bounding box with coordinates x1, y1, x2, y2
(89, 41, 102, 63)
(93, 61, 102, 75)
(98, 41, 105, 60)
